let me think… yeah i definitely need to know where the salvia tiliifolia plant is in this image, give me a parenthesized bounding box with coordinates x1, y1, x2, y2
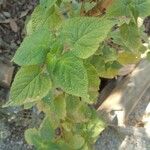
(4, 0, 150, 149)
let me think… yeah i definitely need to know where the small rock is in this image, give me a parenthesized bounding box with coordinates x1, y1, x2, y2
(3, 11, 11, 18)
(0, 62, 15, 88)
(10, 19, 18, 33)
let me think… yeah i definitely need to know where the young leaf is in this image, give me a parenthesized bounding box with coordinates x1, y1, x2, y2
(61, 17, 114, 59)
(102, 46, 117, 63)
(53, 52, 89, 99)
(85, 110, 106, 143)
(99, 61, 122, 79)
(25, 128, 61, 150)
(54, 94, 66, 120)
(66, 95, 92, 123)
(25, 128, 42, 147)
(90, 55, 106, 73)
(7, 66, 51, 106)
(50, 39, 64, 55)
(39, 117, 55, 141)
(13, 28, 53, 66)
(68, 134, 85, 150)
(27, 2, 62, 33)
(85, 63, 100, 103)
(37, 93, 60, 128)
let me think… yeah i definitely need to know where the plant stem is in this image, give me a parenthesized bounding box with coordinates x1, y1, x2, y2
(86, 0, 113, 16)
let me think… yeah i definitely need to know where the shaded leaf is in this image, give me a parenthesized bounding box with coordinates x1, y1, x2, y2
(53, 52, 89, 99)
(66, 95, 92, 123)
(68, 134, 85, 150)
(54, 94, 66, 120)
(117, 51, 141, 65)
(85, 63, 100, 102)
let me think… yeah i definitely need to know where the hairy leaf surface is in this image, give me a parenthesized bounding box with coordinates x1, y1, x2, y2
(53, 53, 89, 99)
(13, 28, 52, 66)
(61, 17, 114, 59)
(8, 66, 51, 106)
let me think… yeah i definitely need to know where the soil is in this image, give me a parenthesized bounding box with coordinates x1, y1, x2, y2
(0, 0, 38, 149)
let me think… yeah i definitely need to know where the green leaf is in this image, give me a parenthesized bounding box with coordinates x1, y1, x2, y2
(74, 109, 106, 144)
(85, 63, 100, 103)
(99, 61, 122, 79)
(25, 128, 42, 147)
(66, 95, 92, 123)
(50, 39, 64, 55)
(117, 51, 141, 65)
(131, 0, 150, 17)
(40, 0, 57, 9)
(85, 110, 106, 143)
(7, 66, 51, 106)
(61, 17, 114, 59)
(25, 128, 61, 150)
(54, 94, 66, 120)
(39, 117, 55, 141)
(90, 55, 105, 73)
(37, 93, 60, 128)
(120, 22, 142, 51)
(102, 46, 117, 63)
(53, 52, 89, 99)
(106, 0, 131, 17)
(68, 134, 85, 150)
(27, 3, 62, 33)
(46, 52, 58, 77)
(13, 28, 52, 66)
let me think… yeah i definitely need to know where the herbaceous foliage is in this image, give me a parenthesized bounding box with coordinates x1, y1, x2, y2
(4, 0, 150, 149)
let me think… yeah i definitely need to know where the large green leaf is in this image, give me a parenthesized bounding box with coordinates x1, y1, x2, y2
(13, 28, 52, 66)
(53, 52, 89, 99)
(7, 66, 51, 106)
(61, 17, 114, 59)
